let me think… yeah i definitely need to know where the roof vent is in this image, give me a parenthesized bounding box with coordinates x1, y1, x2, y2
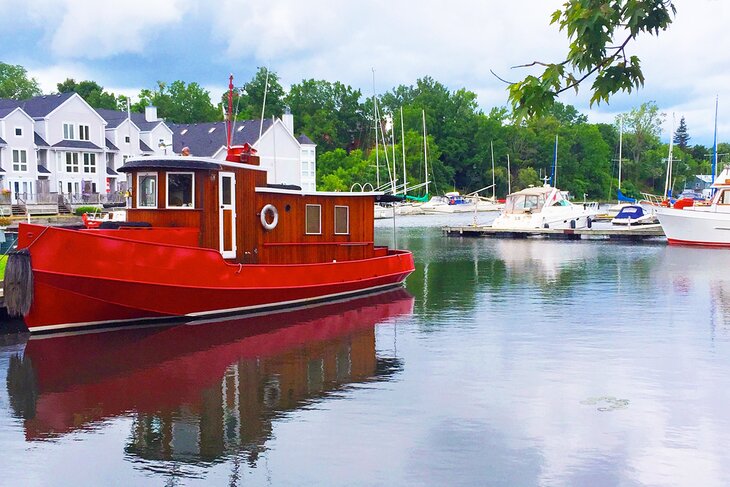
(208, 127, 216, 133)
(237, 126, 244, 132)
(181, 129, 188, 135)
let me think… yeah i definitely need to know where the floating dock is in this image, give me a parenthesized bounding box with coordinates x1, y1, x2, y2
(443, 224, 665, 241)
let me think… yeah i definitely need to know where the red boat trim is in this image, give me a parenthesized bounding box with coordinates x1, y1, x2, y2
(667, 238, 730, 248)
(28, 281, 408, 334)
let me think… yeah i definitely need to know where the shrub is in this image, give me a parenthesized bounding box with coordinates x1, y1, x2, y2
(74, 206, 102, 216)
(0, 216, 11, 227)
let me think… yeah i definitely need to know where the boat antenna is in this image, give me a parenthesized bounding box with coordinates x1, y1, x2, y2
(372, 68, 380, 188)
(713, 95, 719, 184)
(226, 74, 234, 149)
(259, 66, 270, 141)
(422, 109, 429, 196)
(400, 106, 407, 195)
(490, 140, 496, 200)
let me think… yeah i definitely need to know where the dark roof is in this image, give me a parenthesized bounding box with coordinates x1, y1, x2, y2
(118, 157, 221, 173)
(168, 119, 273, 157)
(106, 166, 118, 176)
(10, 92, 76, 118)
(37, 165, 51, 174)
(95, 108, 130, 129)
(0, 167, 5, 173)
(0, 104, 21, 118)
(297, 134, 315, 145)
(52, 140, 103, 151)
(0, 136, 6, 146)
(106, 138, 119, 151)
(139, 140, 153, 153)
(130, 112, 164, 131)
(34, 132, 50, 147)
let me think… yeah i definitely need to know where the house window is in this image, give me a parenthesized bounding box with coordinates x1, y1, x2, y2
(83, 153, 96, 173)
(63, 123, 75, 140)
(12, 150, 27, 171)
(65, 152, 79, 173)
(334, 206, 349, 234)
(166, 172, 194, 208)
(125, 136, 130, 144)
(138, 172, 157, 208)
(79, 125, 90, 141)
(14, 127, 22, 136)
(305, 204, 321, 234)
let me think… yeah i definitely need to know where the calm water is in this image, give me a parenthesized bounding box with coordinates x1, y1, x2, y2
(2, 213, 730, 486)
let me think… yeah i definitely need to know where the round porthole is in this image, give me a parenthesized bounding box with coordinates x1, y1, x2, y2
(285, 204, 291, 212)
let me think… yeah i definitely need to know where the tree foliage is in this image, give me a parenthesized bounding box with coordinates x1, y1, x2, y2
(507, 0, 676, 119)
(673, 115, 690, 150)
(57, 78, 123, 110)
(133, 80, 219, 123)
(0, 62, 41, 99)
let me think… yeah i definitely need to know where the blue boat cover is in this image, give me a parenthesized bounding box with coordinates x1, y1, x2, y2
(617, 189, 636, 203)
(615, 205, 645, 219)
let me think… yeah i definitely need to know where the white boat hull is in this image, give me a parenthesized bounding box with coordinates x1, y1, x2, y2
(655, 206, 730, 246)
(492, 206, 597, 230)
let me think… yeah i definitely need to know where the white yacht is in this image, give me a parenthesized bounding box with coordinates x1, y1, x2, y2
(491, 185, 599, 230)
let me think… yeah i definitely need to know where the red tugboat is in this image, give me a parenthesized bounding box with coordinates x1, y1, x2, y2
(6, 84, 414, 333)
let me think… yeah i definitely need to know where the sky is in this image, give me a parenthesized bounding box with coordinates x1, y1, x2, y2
(0, 0, 727, 146)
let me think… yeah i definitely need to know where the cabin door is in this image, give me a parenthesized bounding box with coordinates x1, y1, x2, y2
(218, 172, 237, 259)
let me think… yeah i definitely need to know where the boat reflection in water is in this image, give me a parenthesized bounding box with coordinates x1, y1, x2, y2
(7, 288, 413, 470)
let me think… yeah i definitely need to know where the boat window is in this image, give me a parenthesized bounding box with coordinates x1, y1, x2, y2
(720, 190, 730, 205)
(167, 172, 194, 208)
(306, 204, 321, 234)
(334, 205, 349, 234)
(138, 172, 157, 208)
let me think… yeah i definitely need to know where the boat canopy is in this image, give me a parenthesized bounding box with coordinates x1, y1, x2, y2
(504, 186, 567, 213)
(614, 205, 646, 220)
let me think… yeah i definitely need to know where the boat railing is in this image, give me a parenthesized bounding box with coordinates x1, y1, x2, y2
(639, 192, 665, 206)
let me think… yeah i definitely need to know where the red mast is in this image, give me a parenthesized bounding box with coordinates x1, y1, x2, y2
(226, 74, 234, 149)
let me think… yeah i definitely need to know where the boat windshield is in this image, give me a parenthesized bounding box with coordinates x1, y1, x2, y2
(506, 193, 546, 213)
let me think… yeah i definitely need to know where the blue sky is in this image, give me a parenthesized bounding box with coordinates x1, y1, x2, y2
(0, 0, 727, 145)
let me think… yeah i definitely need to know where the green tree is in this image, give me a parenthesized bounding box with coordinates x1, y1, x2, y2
(507, 0, 676, 119)
(673, 115, 690, 150)
(134, 80, 219, 123)
(57, 78, 121, 110)
(0, 62, 42, 99)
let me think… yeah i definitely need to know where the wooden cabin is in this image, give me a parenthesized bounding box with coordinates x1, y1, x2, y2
(118, 151, 383, 265)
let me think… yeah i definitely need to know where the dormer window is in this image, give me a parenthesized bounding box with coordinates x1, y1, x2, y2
(181, 129, 188, 135)
(14, 127, 22, 136)
(237, 126, 244, 132)
(63, 123, 75, 140)
(79, 125, 90, 141)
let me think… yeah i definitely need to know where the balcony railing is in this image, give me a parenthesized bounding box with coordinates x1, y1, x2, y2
(61, 192, 126, 206)
(13, 192, 59, 205)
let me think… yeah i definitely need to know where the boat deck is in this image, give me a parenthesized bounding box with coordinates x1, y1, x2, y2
(443, 224, 665, 241)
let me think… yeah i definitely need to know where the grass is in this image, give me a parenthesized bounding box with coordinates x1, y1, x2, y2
(0, 255, 5, 281)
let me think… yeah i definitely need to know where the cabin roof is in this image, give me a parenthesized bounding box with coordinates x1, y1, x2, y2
(509, 186, 554, 197)
(255, 187, 384, 198)
(118, 157, 222, 173)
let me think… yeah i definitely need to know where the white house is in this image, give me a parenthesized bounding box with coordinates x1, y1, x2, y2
(0, 105, 38, 203)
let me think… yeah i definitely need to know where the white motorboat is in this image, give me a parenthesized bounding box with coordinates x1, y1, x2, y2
(421, 192, 503, 214)
(611, 204, 658, 225)
(491, 185, 599, 230)
(655, 168, 730, 246)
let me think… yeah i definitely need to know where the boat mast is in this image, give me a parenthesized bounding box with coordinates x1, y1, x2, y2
(422, 109, 429, 196)
(490, 140, 496, 200)
(227, 74, 234, 149)
(259, 67, 270, 141)
(391, 113, 397, 194)
(618, 116, 623, 191)
(552, 135, 558, 187)
(664, 114, 675, 199)
(507, 153, 511, 195)
(401, 106, 407, 195)
(372, 68, 380, 188)
(713, 95, 719, 182)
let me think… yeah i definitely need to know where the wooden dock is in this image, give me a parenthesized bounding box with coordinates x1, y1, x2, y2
(443, 224, 665, 241)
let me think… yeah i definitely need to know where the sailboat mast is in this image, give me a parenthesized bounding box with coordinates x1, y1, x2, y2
(259, 67, 269, 141)
(552, 135, 558, 186)
(490, 141, 496, 200)
(618, 116, 623, 190)
(713, 95, 719, 182)
(391, 114, 397, 194)
(507, 153, 511, 195)
(372, 69, 380, 188)
(422, 109, 429, 196)
(401, 106, 407, 195)
(664, 114, 675, 199)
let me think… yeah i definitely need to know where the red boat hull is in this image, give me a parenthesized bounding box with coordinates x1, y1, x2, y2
(17, 224, 415, 332)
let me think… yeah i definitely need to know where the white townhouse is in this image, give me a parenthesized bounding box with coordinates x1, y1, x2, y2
(0, 104, 39, 203)
(169, 109, 317, 190)
(0, 92, 317, 214)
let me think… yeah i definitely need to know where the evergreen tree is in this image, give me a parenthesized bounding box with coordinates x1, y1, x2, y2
(673, 116, 690, 150)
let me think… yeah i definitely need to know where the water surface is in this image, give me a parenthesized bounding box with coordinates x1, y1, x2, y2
(1, 213, 729, 486)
